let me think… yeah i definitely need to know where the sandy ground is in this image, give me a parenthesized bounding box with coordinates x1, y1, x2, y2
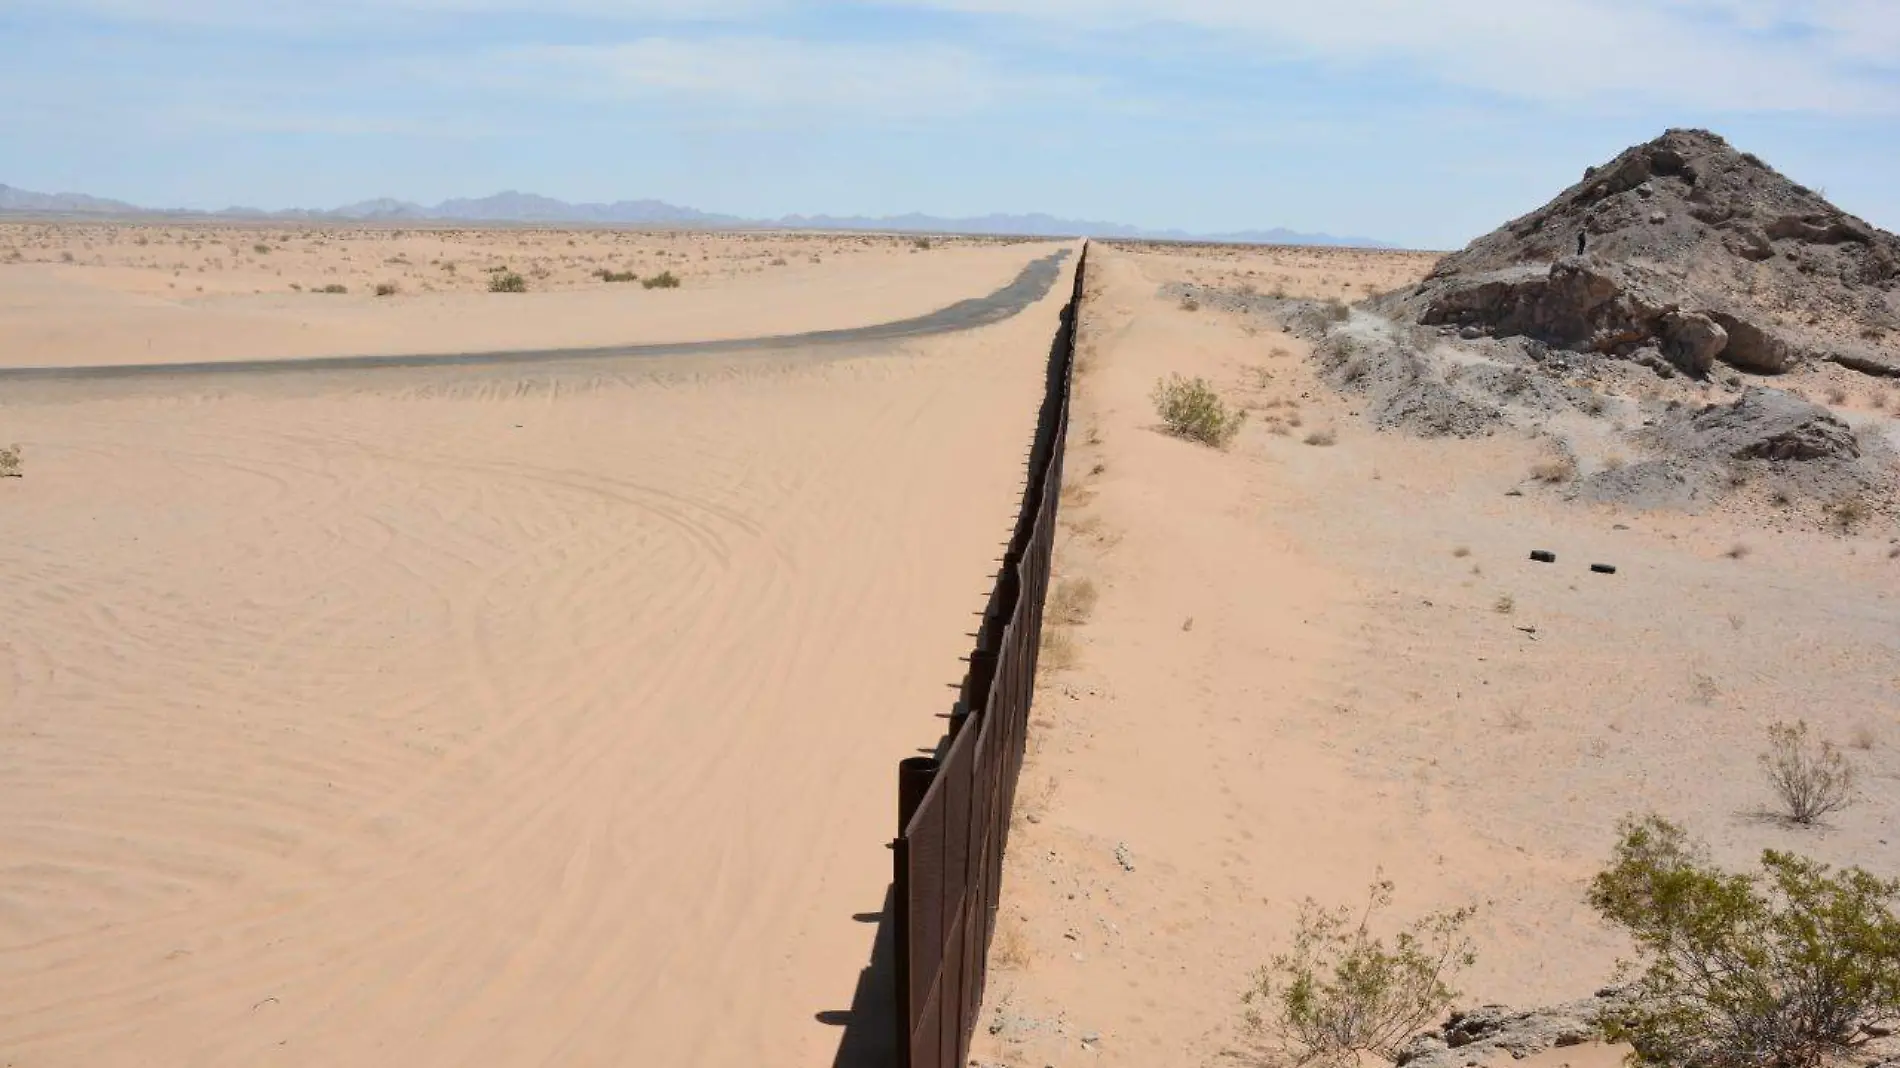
(0, 234, 1076, 1066)
(974, 244, 1900, 1067)
(0, 223, 1050, 367)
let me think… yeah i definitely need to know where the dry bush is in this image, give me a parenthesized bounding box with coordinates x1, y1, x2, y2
(488, 271, 527, 293)
(1589, 814, 1900, 1068)
(0, 443, 21, 478)
(317, 283, 348, 295)
(1761, 720, 1858, 825)
(1152, 374, 1247, 448)
(643, 270, 681, 289)
(594, 268, 639, 283)
(373, 281, 399, 297)
(1244, 878, 1477, 1066)
(1726, 543, 1752, 560)
(1493, 594, 1516, 615)
(1304, 428, 1338, 447)
(1849, 724, 1878, 751)
(1531, 457, 1578, 484)
(1039, 626, 1079, 673)
(1825, 385, 1849, 405)
(1827, 495, 1872, 533)
(1049, 577, 1099, 626)
(991, 916, 1032, 970)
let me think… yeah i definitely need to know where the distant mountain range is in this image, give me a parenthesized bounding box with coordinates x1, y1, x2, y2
(0, 183, 1394, 248)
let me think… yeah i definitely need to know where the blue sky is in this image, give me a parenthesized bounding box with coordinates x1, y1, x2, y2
(2, 1, 1898, 248)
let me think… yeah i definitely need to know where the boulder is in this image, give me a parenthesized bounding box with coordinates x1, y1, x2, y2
(1660, 311, 1727, 375)
(1707, 312, 1799, 372)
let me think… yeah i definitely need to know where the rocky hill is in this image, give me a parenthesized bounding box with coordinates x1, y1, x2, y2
(1374, 129, 1900, 379)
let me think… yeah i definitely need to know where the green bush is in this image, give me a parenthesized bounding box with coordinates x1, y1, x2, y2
(1761, 720, 1858, 825)
(488, 271, 528, 293)
(1244, 879, 1477, 1065)
(1588, 814, 1900, 1068)
(1152, 374, 1246, 447)
(642, 270, 681, 290)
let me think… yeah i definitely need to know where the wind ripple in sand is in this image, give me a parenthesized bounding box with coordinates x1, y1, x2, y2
(0, 265, 1074, 1066)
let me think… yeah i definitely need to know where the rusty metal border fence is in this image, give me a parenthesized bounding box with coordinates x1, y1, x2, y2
(891, 243, 1087, 1068)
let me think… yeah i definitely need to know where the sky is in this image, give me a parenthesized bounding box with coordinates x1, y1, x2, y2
(2, 1, 1898, 249)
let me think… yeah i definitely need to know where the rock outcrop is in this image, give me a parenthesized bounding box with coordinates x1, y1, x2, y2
(1375, 130, 1900, 379)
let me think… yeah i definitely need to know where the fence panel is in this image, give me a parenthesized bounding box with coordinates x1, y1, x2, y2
(892, 243, 1086, 1068)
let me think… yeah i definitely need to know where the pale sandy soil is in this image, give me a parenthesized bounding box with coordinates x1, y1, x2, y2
(974, 244, 1900, 1067)
(0, 238, 1077, 1066)
(0, 222, 1050, 367)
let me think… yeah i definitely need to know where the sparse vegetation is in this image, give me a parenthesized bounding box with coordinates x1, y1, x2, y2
(1761, 720, 1858, 825)
(642, 270, 681, 290)
(1152, 374, 1247, 448)
(1049, 577, 1099, 626)
(1826, 495, 1871, 533)
(1303, 428, 1338, 447)
(1244, 878, 1476, 1066)
(317, 283, 348, 295)
(1531, 457, 1578, 484)
(374, 281, 399, 297)
(1180, 295, 1201, 312)
(594, 268, 639, 283)
(1493, 594, 1515, 615)
(1588, 814, 1900, 1068)
(488, 271, 528, 294)
(1039, 625, 1079, 672)
(0, 443, 21, 478)
(912, 237, 932, 250)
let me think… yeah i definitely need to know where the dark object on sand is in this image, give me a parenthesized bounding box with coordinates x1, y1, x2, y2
(1530, 550, 1557, 563)
(1591, 563, 1618, 574)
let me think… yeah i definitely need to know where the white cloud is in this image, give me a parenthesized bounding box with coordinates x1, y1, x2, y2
(466, 37, 1089, 118)
(887, 0, 1900, 113)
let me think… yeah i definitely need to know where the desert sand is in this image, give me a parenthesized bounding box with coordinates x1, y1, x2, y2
(974, 241, 1898, 1067)
(0, 228, 1074, 1065)
(0, 223, 1046, 368)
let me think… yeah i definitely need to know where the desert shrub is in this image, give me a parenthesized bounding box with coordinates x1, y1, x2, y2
(595, 269, 639, 283)
(1319, 298, 1350, 323)
(643, 270, 681, 290)
(1826, 496, 1870, 533)
(1153, 374, 1247, 447)
(1760, 720, 1858, 825)
(253, 243, 271, 254)
(0, 443, 21, 478)
(488, 271, 527, 293)
(1244, 879, 1477, 1065)
(1531, 457, 1578, 484)
(373, 281, 399, 297)
(1304, 428, 1338, 447)
(1180, 295, 1201, 312)
(1049, 576, 1098, 625)
(1587, 814, 1900, 1068)
(912, 237, 932, 250)
(317, 283, 348, 294)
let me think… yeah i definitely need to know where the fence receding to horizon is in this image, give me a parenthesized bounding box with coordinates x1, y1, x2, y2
(890, 243, 1087, 1068)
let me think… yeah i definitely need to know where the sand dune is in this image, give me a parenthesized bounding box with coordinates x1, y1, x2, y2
(0, 224, 1052, 368)
(0, 237, 1076, 1065)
